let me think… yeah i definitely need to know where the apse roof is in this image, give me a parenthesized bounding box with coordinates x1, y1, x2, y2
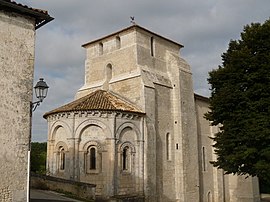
(44, 90, 144, 118)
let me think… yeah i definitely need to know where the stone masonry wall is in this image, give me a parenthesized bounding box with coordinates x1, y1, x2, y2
(30, 173, 96, 201)
(0, 11, 35, 201)
(64, 25, 260, 201)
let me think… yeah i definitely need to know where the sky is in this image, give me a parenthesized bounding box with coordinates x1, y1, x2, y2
(17, 0, 270, 142)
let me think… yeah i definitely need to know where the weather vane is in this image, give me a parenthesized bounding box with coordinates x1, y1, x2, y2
(130, 16, 136, 25)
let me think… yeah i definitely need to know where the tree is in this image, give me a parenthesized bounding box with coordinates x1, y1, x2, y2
(205, 19, 270, 183)
(31, 142, 47, 174)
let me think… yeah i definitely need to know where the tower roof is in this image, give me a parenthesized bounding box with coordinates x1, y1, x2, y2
(82, 24, 184, 48)
(44, 90, 144, 118)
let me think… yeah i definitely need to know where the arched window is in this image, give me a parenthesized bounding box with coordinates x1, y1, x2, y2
(90, 147, 96, 170)
(99, 42, 103, 55)
(120, 143, 135, 173)
(59, 146, 65, 170)
(166, 133, 171, 161)
(116, 36, 121, 49)
(103, 63, 112, 90)
(85, 144, 101, 174)
(207, 191, 213, 202)
(122, 146, 129, 170)
(106, 64, 112, 81)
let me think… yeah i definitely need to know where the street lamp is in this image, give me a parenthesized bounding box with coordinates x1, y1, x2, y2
(31, 78, 49, 111)
(27, 78, 49, 202)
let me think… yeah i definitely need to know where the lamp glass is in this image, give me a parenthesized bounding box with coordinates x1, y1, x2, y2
(34, 78, 49, 102)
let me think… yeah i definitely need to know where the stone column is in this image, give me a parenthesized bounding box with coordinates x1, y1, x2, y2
(74, 138, 81, 181)
(143, 87, 157, 201)
(136, 139, 144, 194)
(167, 53, 200, 202)
(210, 126, 225, 202)
(67, 138, 75, 180)
(47, 139, 55, 175)
(105, 138, 115, 197)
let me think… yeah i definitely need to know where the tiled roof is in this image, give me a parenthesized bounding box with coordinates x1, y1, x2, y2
(44, 90, 144, 118)
(0, 0, 53, 29)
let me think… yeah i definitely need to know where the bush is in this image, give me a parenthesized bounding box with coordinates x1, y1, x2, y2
(260, 179, 270, 194)
(31, 142, 47, 174)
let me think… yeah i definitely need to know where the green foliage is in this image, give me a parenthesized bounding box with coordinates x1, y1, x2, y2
(31, 142, 47, 174)
(206, 19, 270, 183)
(260, 180, 270, 194)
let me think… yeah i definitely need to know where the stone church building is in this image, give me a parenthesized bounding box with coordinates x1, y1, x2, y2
(44, 25, 260, 201)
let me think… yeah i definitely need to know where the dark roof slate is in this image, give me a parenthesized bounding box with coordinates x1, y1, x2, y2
(0, 0, 53, 29)
(44, 90, 144, 118)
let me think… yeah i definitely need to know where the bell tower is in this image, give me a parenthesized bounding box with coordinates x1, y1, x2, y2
(78, 25, 200, 201)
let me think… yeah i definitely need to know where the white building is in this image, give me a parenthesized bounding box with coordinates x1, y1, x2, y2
(45, 25, 260, 202)
(0, 0, 52, 201)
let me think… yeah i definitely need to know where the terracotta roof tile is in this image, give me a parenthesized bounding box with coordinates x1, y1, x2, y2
(44, 90, 144, 118)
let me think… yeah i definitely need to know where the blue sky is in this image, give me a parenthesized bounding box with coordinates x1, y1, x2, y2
(16, 0, 270, 142)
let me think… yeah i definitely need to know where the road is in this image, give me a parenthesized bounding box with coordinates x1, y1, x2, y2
(30, 189, 269, 202)
(30, 189, 83, 202)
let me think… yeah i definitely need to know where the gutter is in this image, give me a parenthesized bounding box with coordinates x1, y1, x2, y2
(0, 0, 54, 29)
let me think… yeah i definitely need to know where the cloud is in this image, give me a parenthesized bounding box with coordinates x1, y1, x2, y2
(16, 0, 270, 141)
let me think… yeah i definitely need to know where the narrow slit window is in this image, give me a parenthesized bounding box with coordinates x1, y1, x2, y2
(116, 36, 121, 49)
(59, 147, 65, 170)
(85, 144, 101, 173)
(99, 42, 103, 55)
(166, 133, 171, 160)
(106, 64, 112, 80)
(150, 37, 155, 57)
(207, 191, 213, 202)
(103, 63, 112, 90)
(90, 147, 96, 170)
(123, 146, 129, 170)
(202, 146, 206, 171)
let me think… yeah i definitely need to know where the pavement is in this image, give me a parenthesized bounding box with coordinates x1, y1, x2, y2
(30, 189, 83, 202)
(30, 189, 270, 202)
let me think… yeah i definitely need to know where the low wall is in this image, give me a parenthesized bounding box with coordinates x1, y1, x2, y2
(30, 173, 96, 201)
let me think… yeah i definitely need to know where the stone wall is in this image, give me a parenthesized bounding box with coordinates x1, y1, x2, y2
(195, 96, 216, 201)
(30, 173, 96, 201)
(0, 10, 35, 201)
(195, 96, 261, 202)
(77, 25, 200, 201)
(46, 111, 145, 199)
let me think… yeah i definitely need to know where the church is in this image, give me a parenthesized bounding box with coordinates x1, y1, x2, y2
(44, 25, 260, 201)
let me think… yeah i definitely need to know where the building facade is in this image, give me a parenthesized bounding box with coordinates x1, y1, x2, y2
(0, 1, 52, 201)
(45, 25, 260, 201)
